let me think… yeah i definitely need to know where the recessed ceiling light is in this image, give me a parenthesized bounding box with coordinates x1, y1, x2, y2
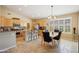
(18, 8, 22, 11)
(23, 5, 28, 7)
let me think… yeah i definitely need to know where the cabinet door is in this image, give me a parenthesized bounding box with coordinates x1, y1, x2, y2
(1, 17, 13, 27)
(1, 17, 5, 26)
(5, 19, 13, 26)
(15, 20, 21, 24)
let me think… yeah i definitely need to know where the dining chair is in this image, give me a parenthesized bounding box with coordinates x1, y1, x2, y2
(53, 31, 62, 47)
(54, 29, 59, 32)
(42, 32, 53, 46)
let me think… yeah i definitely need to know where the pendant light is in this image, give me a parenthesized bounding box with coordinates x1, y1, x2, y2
(48, 5, 56, 20)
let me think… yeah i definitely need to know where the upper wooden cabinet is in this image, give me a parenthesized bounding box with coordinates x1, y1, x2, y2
(15, 19, 21, 24)
(0, 16, 13, 27)
(0, 16, 6, 26)
(12, 18, 21, 24)
(5, 19, 13, 26)
(0, 16, 23, 27)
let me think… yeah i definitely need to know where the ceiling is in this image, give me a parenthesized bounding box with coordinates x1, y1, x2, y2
(3, 5, 79, 19)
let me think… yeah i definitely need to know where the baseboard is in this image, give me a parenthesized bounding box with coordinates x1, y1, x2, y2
(0, 45, 16, 52)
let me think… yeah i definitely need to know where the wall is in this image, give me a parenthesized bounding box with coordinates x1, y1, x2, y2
(32, 12, 79, 41)
(32, 18, 48, 30)
(32, 18, 48, 26)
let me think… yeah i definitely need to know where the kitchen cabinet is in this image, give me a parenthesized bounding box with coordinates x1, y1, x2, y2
(13, 20, 21, 24)
(0, 16, 13, 27)
(15, 20, 21, 24)
(0, 31, 16, 52)
(12, 18, 21, 25)
(5, 19, 13, 26)
(0, 16, 6, 26)
(0, 16, 28, 27)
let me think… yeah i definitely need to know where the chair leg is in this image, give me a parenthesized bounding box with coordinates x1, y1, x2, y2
(53, 39, 60, 48)
(53, 39, 55, 45)
(43, 41, 45, 46)
(57, 40, 60, 48)
(41, 39, 43, 46)
(52, 40, 54, 47)
(51, 39, 53, 45)
(41, 39, 45, 46)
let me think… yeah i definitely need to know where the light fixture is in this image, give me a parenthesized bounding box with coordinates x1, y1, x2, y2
(47, 5, 56, 32)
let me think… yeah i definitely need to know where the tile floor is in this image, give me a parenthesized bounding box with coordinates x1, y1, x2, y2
(1, 36, 78, 53)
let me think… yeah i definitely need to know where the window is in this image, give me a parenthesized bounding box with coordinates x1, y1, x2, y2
(59, 26, 64, 31)
(65, 19, 71, 32)
(49, 17, 72, 33)
(54, 26, 58, 30)
(59, 20, 64, 25)
(58, 20, 64, 31)
(65, 26, 70, 32)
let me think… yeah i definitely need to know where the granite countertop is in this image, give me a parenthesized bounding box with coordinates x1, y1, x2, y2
(0, 31, 16, 33)
(0, 29, 27, 33)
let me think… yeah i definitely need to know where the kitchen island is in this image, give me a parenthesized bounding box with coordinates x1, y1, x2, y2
(0, 31, 16, 52)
